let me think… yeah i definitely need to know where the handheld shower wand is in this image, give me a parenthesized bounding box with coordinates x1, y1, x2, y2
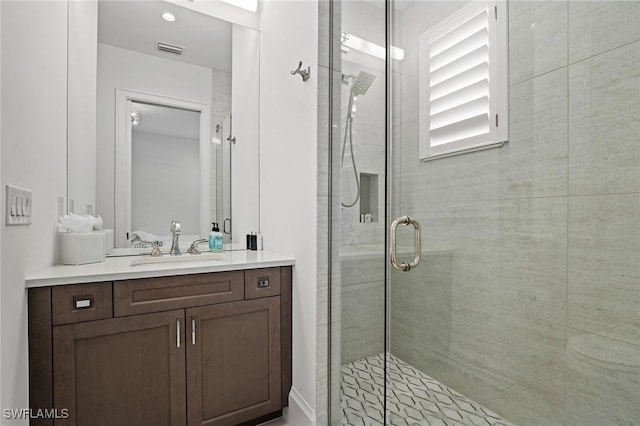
(341, 71, 376, 208)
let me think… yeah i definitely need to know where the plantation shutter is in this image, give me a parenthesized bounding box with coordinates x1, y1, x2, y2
(419, 1, 508, 160)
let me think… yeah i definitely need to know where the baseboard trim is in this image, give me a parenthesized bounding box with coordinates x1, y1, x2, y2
(284, 387, 315, 426)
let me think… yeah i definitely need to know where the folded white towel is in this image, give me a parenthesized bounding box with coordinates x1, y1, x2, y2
(130, 231, 163, 247)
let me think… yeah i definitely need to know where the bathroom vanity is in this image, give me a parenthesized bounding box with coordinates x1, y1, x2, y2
(26, 251, 294, 426)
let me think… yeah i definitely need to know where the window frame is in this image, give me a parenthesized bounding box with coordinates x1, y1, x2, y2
(418, 0, 509, 161)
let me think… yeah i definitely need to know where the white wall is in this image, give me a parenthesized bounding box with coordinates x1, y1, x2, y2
(231, 25, 260, 242)
(258, 1, 318, 423)
(67, 0, 97, 215)
(96, 44, 212, 239)
(131, 131, 200, 238)
(166, 0, 260, 30)
(1, 1, 68, 420)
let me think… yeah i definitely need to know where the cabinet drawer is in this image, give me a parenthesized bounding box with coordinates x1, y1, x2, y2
(114, 271, 244, 316)
(245, 268, 281, 299)
(52, 282, 113, 325)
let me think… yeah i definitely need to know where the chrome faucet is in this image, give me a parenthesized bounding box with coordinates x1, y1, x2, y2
(170, 221, 181, 256)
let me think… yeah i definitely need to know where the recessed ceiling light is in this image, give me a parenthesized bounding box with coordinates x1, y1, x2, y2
(162, 12, 176, 22)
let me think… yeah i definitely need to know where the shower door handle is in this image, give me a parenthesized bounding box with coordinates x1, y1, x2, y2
(390, 216, 421, 271)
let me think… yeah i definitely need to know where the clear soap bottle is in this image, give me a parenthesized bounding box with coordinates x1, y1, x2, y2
(208, 222, 224, 253)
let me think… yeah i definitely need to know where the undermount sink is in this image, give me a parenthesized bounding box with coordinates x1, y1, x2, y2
(130, 253, 226, 267)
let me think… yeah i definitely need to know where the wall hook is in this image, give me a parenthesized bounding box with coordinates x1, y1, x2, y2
(291, 61, 311, 82)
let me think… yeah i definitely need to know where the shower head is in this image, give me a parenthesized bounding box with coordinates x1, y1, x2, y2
(350, 71, 376, 96)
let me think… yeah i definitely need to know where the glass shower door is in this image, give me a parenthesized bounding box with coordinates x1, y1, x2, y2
(384, 1, 640, 425)
(330, 1, 639, 425)
(385, 1, 517, 423)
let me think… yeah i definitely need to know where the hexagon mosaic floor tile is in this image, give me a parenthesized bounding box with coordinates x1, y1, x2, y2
(339, 353, 515, 426)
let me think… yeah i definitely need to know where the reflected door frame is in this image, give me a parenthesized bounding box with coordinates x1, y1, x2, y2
(114, 88, 211, 247)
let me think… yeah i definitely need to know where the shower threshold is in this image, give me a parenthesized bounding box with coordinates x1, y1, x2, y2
(340, 353, 515, 426)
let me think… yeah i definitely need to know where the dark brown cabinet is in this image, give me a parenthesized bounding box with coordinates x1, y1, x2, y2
(53, 310, 187, 426)
(187, 298, 281, 426)
(28, 267, 292, 426)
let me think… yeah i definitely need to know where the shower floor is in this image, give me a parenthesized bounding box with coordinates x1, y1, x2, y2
(340, 353, 514, 426)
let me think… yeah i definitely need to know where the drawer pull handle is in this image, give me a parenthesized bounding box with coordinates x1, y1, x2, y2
(73, 296, 94, 310)
(258, 278, 270, 288)
(176, 318, 181, 348)
(191, 316, 196, 345)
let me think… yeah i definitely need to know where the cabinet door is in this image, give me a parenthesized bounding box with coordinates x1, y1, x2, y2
(187, 297, 281, 426)
(53, 310, 186, 426)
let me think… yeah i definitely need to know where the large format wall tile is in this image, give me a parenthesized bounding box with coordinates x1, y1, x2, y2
(341, 254, 384, 287)
(318, 65, 330, 197)
(403, 198, 568, 324)
(391, 197, 568, 423)
(569, 0, 640, 64)
(398, 123, 502, 203)
(566, 330, 640, 425)
(568, 193, 640, 345)
(509, 0, 568, 85)
(318, 0, 342, 71)
(341, 280, 385, 364)
(317, 67, 343, 198)
(316, 322, 329, 426)
(317, 66, 342, 195)
(396, 68, 567, 204)
(569, 41, 640, 195)
(392, 274, 567, 426)
(502, 68, 568, 198)
(317, 195, 330, 325)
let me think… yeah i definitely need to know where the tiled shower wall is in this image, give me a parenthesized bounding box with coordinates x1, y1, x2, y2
(391, 1, 639, 425)
(317, 0, 341, 423)
(338, 0, 387, 367)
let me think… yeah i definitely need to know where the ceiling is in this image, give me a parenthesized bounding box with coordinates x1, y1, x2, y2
(98, 0, 232, 72)
(362, 0, 413, 11)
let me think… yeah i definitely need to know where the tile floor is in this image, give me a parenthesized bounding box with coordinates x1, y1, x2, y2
(340, 353, 514, 426)
(258, 418, 288, 426)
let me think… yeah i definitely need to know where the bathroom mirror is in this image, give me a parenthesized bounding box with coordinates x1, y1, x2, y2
(67, 0, 259, 254)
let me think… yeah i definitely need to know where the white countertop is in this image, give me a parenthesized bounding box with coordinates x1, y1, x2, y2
(25, 250, 295, 288)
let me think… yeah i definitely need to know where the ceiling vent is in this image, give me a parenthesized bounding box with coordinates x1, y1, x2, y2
(156, 42, 184, 56)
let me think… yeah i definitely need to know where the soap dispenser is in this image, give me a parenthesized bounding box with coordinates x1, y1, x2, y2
(208, 223, 224, 253)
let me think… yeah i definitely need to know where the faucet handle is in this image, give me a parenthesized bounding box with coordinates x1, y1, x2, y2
(187, 238, 208, 255)
(141, 241, 163, 257)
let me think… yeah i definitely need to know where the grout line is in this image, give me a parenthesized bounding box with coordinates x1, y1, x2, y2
(508, 37, 640, 88)
(565, 326, 640, 348)
(564, 1, 571, 421)
(390, 192, 640, 206)
(510, 38, 640, 89)
(510, 64, 568, 87)
(567, 38, 640, 67)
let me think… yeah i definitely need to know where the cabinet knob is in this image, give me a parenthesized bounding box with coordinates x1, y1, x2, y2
(257, 278, 270, 288)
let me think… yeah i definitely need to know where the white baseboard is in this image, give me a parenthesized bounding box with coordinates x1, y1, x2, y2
(284, 387, 315, 426)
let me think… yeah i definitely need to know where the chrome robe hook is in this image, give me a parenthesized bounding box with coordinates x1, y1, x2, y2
(291, 61, 311, 82)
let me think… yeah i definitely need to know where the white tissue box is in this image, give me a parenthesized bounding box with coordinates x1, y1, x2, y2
(95, 229, 114, 255)
(58, 232, 105, 265)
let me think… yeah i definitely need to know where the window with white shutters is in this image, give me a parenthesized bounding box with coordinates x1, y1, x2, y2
(419, 0, 508, 160)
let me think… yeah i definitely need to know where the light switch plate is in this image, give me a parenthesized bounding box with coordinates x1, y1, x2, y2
(58, 195, 66, 218)
(6, 185, 32, 226)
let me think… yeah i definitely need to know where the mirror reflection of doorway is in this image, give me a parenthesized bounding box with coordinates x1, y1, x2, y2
(130, 101, 201, 244)
(114, 89, 212, 248)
